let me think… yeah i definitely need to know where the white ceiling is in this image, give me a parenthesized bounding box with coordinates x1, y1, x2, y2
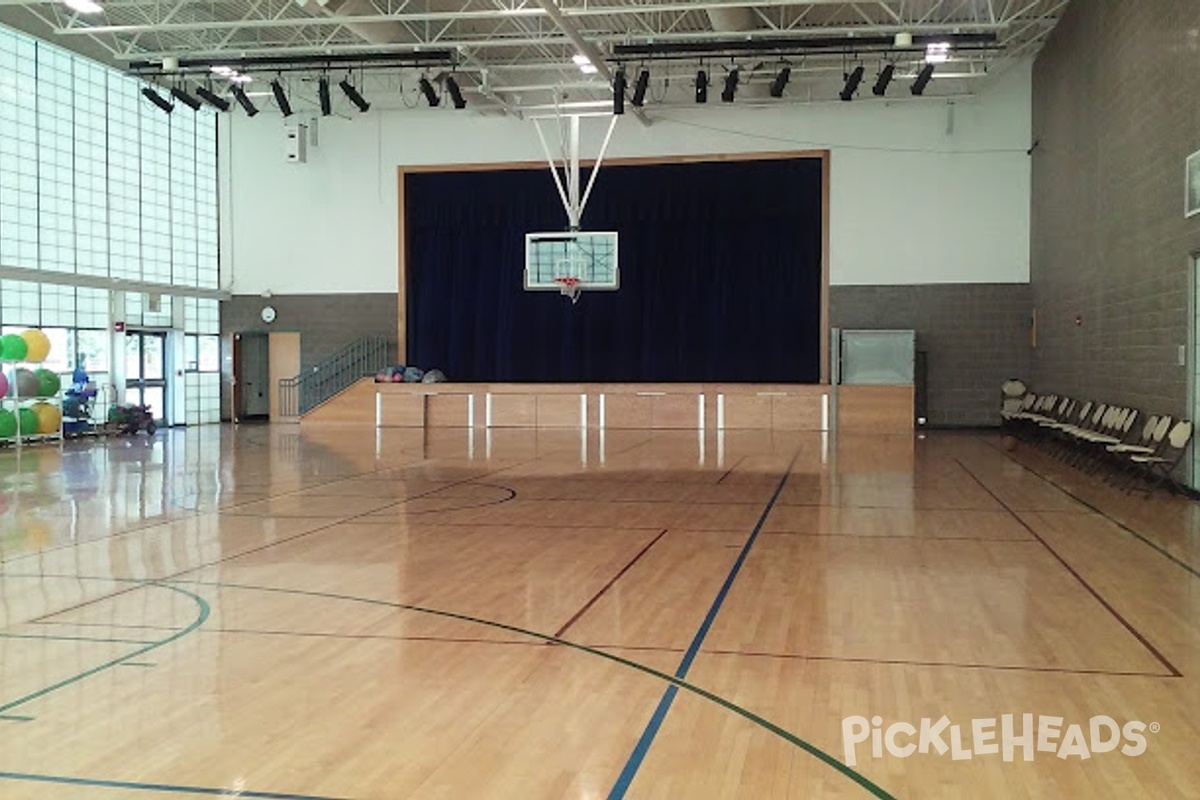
(0, 0, 1070, 114)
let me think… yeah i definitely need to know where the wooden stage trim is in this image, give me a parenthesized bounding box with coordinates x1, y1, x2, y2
(302, 380, 914, 432)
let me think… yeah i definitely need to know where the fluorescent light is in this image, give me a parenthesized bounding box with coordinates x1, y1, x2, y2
(572, 54, 591, 66)
(63, 0, 103, 14)
(229, 74, 253, 84)
(210, 66, 234, 75)
(571, 53, 598, 73)
(579, 64, 598, 74)
(925, 42, 951, 63)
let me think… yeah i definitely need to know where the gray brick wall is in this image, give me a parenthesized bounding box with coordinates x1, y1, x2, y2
(1031, 0, 1200, 418)
(221, 293, 399, 372)
(831, 284, 1031, 427)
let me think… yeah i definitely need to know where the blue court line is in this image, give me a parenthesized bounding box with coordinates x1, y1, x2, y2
(607, 452, 799, 800)
(0, 771, 347, 799)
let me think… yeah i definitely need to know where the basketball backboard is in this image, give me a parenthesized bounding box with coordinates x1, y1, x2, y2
(524, 231, 619, 292)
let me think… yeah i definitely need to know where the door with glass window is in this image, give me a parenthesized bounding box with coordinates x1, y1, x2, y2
(125, 331, 168, 423)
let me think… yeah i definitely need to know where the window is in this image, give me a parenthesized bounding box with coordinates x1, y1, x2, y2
(198, 335, 219, 372)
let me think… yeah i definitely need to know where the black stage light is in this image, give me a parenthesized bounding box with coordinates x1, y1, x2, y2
(318, 77, 332, 116)
(170, 86, 202, 111)
(911, 62, 935, 95)
(445, 76, 467, 109)
(141, 87, 173, 114)
(695, 70, 707, 103)
(418, 77, 439, 107)
(196, 85, 229, 111)
(612, 69, 626, 115)
(339, 79, 370, 112)
(721, 69, 739, 102)
(769, 66, 791, 98)
(231, 85, 258, 116)
(872, 64, 895, 96)
(271, 80, 293, 117)
(840, 65, 864, 101)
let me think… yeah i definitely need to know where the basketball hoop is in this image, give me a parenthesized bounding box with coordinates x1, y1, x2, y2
(555, 276, 582, 304)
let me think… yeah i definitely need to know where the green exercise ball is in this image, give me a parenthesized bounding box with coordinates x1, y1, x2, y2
(0, 334, 26, 362)
(0, 409, 15, 438)
(17, 408, 38, 435)
(35, 369, 60, 397)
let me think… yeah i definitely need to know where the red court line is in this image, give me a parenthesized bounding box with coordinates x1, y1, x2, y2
(554, 529, 670, 638)
(954, 457, 1183, 678)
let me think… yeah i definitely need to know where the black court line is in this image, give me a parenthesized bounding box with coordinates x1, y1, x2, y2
(954, 457, 1182, 679)
(554, 529, 669, 638)
(981, 437, 1200, 579)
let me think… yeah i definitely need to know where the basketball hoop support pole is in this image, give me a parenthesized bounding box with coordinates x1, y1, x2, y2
(534, 113, 618, 231)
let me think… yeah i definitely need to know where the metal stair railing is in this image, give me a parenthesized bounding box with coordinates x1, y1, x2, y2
(278, 336, 394, 416)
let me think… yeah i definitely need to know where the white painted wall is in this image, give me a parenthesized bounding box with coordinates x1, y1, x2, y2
(220, 62, 1031, 294)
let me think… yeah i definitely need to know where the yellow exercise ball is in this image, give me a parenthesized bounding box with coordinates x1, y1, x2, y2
(32, 402, 61, 434)
(20, 329, 51, 363)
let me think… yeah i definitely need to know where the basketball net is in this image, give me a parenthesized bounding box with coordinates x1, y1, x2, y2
(555, 276, 582, 304)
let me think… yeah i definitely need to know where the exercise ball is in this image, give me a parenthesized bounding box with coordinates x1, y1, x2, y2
(14, 369, 38, 399)
(17, 408, 38, 435)
(0, 409, 15, 438)
(35, 369, 61, 397)
(20, 330, 50, 363)
(32, 402, 61, 434)
(0, 371, 7, 398)
(0, 334, 26, 362)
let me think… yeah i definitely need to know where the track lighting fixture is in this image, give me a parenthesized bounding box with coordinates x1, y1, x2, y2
(721, 69, 739, 102)
(195, 85, 229, 112)
(271, 79, 293, 117)
(141, 87, 173, 114)
(840, 65, 864, 101)
(231, 85, 258, 116)
(872, 64, 895, 96)
(612, 69, 626, 115)
(418, 77, 439, 107)
(170, 86, 201, 111)
(769, 66, 791, 98)
(695, 70, 707, 103)
(339, 78, 370, 112)
(631, 69, 650, 107)
(911, 62, 935, 95)
(318, 77, 332, 116)
(445, 76, 467, 109)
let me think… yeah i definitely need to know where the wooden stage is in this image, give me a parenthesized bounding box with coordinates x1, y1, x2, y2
(302, 380, 914, 432)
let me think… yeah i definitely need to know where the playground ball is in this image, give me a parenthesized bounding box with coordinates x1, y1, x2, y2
(32, 402, 61, 434)
(35, 369, 61, 397)
(20, 329, 50, 363)
(0, 409, 15, 438)
(14, 368, 38, 399)
(17, 408, 37, 435)
(0, 334, 26, 362)
(0, 372, 7, 397)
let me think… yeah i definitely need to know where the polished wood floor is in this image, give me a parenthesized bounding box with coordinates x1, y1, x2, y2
(0, 425, 1198, 798)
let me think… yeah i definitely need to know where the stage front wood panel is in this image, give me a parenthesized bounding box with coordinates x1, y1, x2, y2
(302, 381, 914, 432)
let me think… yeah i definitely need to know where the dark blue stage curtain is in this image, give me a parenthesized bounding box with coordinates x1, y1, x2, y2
(405, 158, 823, 382)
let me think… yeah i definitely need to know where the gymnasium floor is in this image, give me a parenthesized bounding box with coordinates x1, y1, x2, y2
(0, 424, 1198, 799)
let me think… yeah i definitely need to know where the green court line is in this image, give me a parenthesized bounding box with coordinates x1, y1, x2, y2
(0, 582, 209, 715)
(1, 572, 892, 798)
(0, 715, 34, 722)
(0, 632, 159, 646)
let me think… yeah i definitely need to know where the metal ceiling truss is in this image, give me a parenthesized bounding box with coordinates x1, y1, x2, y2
(1, 0, 1066, 112)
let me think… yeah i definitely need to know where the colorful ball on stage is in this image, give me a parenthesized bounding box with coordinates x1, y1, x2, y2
(20, 329, 50, 363)
(0, 409, 15, 438)
(34, 369, 60, 397)
(16, 408, 37, 435)
(0, 334, 26, 362)
(32, 402, 61, 434)
(14, 368, 38, 398)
